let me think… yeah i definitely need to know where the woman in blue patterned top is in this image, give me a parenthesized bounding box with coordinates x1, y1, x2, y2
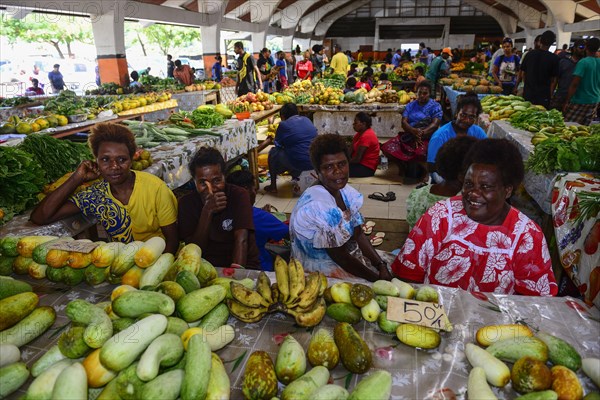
(381, 80, 442, 183)
(290, 134, 392, 282)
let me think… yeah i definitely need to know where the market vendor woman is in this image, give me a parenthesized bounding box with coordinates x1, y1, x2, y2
(30, 123, 179, 254)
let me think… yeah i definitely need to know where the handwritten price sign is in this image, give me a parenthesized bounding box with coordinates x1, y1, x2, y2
(49, 240, 99, 254)
(387, 297, 452, 331)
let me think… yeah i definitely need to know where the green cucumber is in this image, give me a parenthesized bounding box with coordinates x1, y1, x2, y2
(0, 291, 39, 330)
(536, 331, 581, 371)
(0, 236, 20, 257)
(112, 290, 175, 317)
(57, 326, 92, 359)
(26, 359, 73, 400)
(0, 361, 29, 398)
(0, 344, 19, 368)
(176, 285, 226, 322)
(66, 299, 113, 348)
(51, 362, 87, 399)
(140, 369, 184, 400)
(136, 333, 184, 382)
(0, 256, 15, 276)
(165, 317, 189, 336)
(175, 270, 201, 294)
(181, 335, 212, 400)
(0, 306, 56, 347)
(31, 344, 68, 377)
(198, 303, 229, 331)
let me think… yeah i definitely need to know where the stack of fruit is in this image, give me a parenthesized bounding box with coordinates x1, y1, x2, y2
(465, 323, 599, 399)
(132, 148, 154, 171)
(450, 62, 466, 72)
(228, 91, 274, 112)
(379, 90, 400, 103)
(0, 114, 69, 135)
(227, 257, 328, 327)
(440, 75, 503, 94)
(480, 95, 542, 121)
(0, 277, 57, 398)
(114, 92, 175, 116)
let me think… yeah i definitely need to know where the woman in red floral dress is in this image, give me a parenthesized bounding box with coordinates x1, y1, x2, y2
(392, 138, 558, 296)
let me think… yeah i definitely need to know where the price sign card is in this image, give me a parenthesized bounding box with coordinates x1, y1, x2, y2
(387, 297, 452, 331)
(48, 240, 99, 254)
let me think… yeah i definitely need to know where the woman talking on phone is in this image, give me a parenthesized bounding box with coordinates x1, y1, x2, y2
(30, 123, 179, 255)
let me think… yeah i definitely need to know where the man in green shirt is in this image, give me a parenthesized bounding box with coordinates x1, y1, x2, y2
(330, 44, 349, 76)
(564, 38, 600, 125)
(425, 48, 451, 97)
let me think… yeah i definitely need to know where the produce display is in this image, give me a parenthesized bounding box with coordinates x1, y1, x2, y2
(0, 233, 599, 399)
(440, 74, 503, 94)
(122, 119, 221, 148)
(0, 96, 36, 108)
(481, 95, 544, 121)
(228, 90, 274, 113)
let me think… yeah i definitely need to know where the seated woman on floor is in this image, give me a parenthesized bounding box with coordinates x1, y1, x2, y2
(427, 92, 487, 183)
(392, 138, 558, 296)
(178, 147, 260, 268)
(349, 112, 380, 178)
(290, 134, 392, 282)
(30, 123, 179, 254)
(406, 136, 477, 229)
(381, 80, 442, 183)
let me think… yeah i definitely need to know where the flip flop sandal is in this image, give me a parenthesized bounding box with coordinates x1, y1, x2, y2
(370, 236, 384, 247)
(368, 192, 387, 201)
(362, 221, 376, 235)
(385, 191, 397, 202)
(373, 232, 386, 240)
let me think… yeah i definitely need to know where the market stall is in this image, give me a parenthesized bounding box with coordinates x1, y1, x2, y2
(4, 268, 600, 399)
(298, 103, 406, 138)
(442, 86, 496, 116)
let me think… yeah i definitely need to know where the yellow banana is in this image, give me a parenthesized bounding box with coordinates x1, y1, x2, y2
(318, 273, 328, 297)
(227, 299, 267, 323)
(256, 271, 273, 304)
(230, 281, 271, 308)
(271, 283, 280, 305)
(295, 271, 321, 310)
(289, 298, 326, 327)
(286, 258, 305, 305)
(274, 256, 290, 303)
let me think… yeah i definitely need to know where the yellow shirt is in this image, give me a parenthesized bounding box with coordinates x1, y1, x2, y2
(330, 52, 349, 76)
(71, 171, 177, 243)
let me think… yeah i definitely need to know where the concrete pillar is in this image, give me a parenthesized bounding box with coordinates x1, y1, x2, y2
(252, 31, 268, 58)
(541, 0, 576, 48)
(201, 24, 222, 79)
(91, 10, 129, 87)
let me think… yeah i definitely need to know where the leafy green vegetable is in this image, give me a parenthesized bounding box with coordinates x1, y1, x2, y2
(18, 135, 93, 183)
(187, 108, 224, 129)
(510, 109, 565, 131)
(526, 134, 600, 174)
(0, 146, 46, 225)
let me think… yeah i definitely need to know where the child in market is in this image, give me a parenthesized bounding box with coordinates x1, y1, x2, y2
(344, 77, 357, 94)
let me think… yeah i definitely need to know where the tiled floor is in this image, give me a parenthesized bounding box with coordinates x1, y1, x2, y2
(254, 175, 415, 220)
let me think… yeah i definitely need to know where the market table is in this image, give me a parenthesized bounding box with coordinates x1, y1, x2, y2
(8, 268, 600, 399)
(297, 103, 406, 138)
(442, 86, 498, 116)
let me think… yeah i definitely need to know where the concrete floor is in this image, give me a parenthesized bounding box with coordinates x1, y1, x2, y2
(254, 175, 413, 253)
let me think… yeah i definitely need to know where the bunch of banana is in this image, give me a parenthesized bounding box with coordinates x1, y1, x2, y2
(530, 125, 591, 145)
(227, 256, 328, 327)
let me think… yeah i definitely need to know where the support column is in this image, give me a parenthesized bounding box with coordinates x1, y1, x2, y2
(541, 0, 576, 48)
(201, 24, 222, 79)
(252, 31, 267, 58)
(91, 10, 128, 87)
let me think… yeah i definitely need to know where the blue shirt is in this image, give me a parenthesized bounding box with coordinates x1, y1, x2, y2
(403, 99, 443, 127)
(253, 207, 289, 271)
(427, 122, 487, 163)
(274, 115, 318, 171)
(392, 53, 402, 68)
(276, 59, 287, 78)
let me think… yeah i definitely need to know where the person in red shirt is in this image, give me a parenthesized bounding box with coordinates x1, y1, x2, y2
(355, 74, 372, 91)
(295, 51, 313, 81)
(349, 112, 380, 177)
(391, 139, 558, 296)
(25, 78, 45, 96)
(173, 60, 195, 86)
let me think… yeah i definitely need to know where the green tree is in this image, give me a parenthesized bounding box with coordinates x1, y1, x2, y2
(142, 24, 201, 56)
(0, 13, 92, 58)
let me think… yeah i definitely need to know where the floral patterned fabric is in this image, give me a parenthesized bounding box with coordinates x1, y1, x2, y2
(290, 184, 367, 279)
(392, 195, 558, 296)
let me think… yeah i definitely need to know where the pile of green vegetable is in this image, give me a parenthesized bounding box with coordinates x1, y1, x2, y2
(44, 90, 88, 116)
(122, 120, 221, 148)
(0, 147, 46, 225)
(187, 108, 225, 129)
(18, 135, 93, 183)
(525, 134, 600, 174)
(510, 108, 565, 132)
(317, 73, 346, 89)
(0, 97, 35, 107)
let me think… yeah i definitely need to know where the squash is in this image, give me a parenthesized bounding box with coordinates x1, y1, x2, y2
(121, 265, 144, 288)
(17, 235, 57, 257)
(465, 343, 510, 387)
(66, 251, 92, 269)
(181, 335, 212, 400)
(0, 306, 56, 347)
(135, 237, 166, 268)
(111, 284, 137, 301)
(112, 290, 175, 318)
(0, 362, 29, 399)
(100, 314, 168, 372)
(0, 291, 38, 331)
(0, 276, 32, 300)
(66, 299, 113, 348)
(176, 285, 227, 322)
(140, 369, 185, 400)
(31, 345, 67, 377)
(136, 333, 184, 381)
(139, 253, 175, 288)
(172, 243, 202, 275)
(111, 240, 144, 275)
(82, 348, 117, 388)
(206, 353, 230, 400)
(92, 242, 125, 267)
(32, 237, 72, 264)
(51, 362, 88, 400)
(26, 359, 73, 400)
(0, 344, 20, 368)
(45, 248, 70, 268)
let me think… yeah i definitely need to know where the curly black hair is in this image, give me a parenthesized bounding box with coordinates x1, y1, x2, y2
(462, 138, 524, 188)
(416, 79, 432, 93)
(435, 136, 478, 181)
(309, 134, 350, 171)
(355, 112, 372, 128)
(456, 92, 483, 117)
(88, 123, 136, 158)
(188, 147, 226, 178)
